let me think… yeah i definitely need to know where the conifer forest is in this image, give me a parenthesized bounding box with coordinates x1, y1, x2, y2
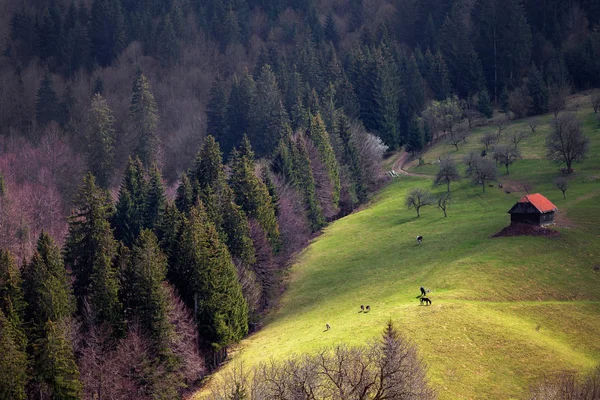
(1, 0, 600, 398)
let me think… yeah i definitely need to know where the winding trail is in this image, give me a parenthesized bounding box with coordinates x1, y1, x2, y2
(390, 150, 435, 179)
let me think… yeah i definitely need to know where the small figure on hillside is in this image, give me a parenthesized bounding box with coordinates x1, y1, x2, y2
(420, 297, 432, 306)
(416, 235, 423, 245)
(420, 286, 426, 297)
(326, 323, 331, 330)
(360, 305, 364, 312)
(366, 305, 370, 312)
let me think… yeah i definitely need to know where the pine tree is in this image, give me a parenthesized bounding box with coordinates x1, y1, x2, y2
(477, 89, 494, 118)
(229, 136, 281, 249)
(123, 230, 171, 347)
(33, 320, 82, 400)
(405, 114, 425, 156)
(90, 0, 125, 67)
(174, 204, 248, 359)
(84, 93, 116, 188)
(207, 77, 229, 152)
(428, 49, 452, 100)
(324, 12, 339, 47)
(307, 113, 341, 206)
(294, 136, 325, 231)
(35, 74, 60, 128)
(129, 69, 160, 168)
(337, 114, 366, 203)
(225, 70, 256, 156)
(0, 309, 28, 400)
(145, 165, 166, 231)
(113, 157, 148, 247)
(175, 173, 194, 214)
(64, 173, 115, 306)
(0, 249, 25, 326)
(527, 64, 548, 115)
(22, 233, 76, 333)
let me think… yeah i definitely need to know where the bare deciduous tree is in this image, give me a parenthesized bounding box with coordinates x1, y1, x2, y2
(465, 156, 497, 192)
(405, 188, 432, 217)
(509, 130, 527, 150)
(528, 119, 539, 133)
(447, 128, 468, 151)
(529, 366, 600, 400)
(554, 177, 569, 199)
(480, 133, 497, 151)
(493, 144, 521, 174)
(548, 85, 569, 117)
(591, 93, 600, 113)
(437, 192, 451, 217)
(546, 114, 590, 173)
(208, 322, 436, 400)
(434, 156, 460, 192)
(508, 87, 532, 119)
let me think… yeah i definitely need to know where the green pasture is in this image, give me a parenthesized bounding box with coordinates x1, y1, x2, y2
(196, 95, 600, 399)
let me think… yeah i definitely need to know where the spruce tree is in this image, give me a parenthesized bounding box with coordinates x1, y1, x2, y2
(324, 12, 339, 47)
(229, 136, 281, 249)
(35, 74, 60, 128)
(207, 77, 229, 152)
(33, 320, 82, 400)
(64, 173, 115, 306)
(175, 173, 194, 214)
(129, 69, 160, 168)
(477, 89, 494, 118)
(84, 93, 116, 189)
(157, 14, 179, 67)
(428, 49, 452, 100)
(337, 114, 366, 203)
(174, 204, 248, 358)
(145, 165, 166, 231)
(90, 0, 125, 67)
(113, 157, 147, 247)
(307, 113, 341, 206)
(0, 249, 25, 326)
(225, 69, 256, 156)
(527, 64, 548, 115)
(22, 233, 76, 333)
(0, 309, 28, 400)
(123, 230, 171, 347)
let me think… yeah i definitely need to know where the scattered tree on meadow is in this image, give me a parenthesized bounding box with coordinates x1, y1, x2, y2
(434, 156, 460, 192)
(528, 119, 539, 133)
(480, 132, 497, 152)
(438, 192, 451, 217)
(546, 114, 590, 173)
(509, 130, 527, 150)
(422, 96, 462, 140)
(465, 156, 498, 192)
(554, 177, 569, 199)
(508, 87, 532, 119)
(493, 144, 521, 174)
(448, 128, 468, 151)
(591, 93, 600, 113)
(406, 188, 432, 217)
(548, 85, 569, 117)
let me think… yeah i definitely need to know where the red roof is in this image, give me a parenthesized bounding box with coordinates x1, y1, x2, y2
(517, 193, 557, 213)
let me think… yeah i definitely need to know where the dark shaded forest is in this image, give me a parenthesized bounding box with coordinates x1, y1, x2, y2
(1, 0, 600, 398)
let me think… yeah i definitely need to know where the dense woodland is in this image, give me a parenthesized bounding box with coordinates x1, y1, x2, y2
(1, 0, 600, 398)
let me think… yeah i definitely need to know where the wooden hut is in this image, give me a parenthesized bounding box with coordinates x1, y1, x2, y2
(507, 193, 558, 226)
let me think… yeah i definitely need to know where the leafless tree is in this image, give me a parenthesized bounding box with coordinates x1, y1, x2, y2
(405, 188, 432, 217)
(209, 322, 436, 400)
(447, 128, 468, 151)
(496, 119, 507, 138)
(546, 114, 590, 173)
(509, 130, 527, 150)
(465, 156, 497, 192)
(529, 366, 600, 400)
(437, 192, 451, 217)
(548, 85, 569, 117)
(434, 156, 460, 192)
(554, 177, 569, 199)
(493, 145, 521, 174)
(528, 119, 539, 133)
(508, 87, 532, 119)
(480, 133, 497, 151)
(591, 93, 600, 113)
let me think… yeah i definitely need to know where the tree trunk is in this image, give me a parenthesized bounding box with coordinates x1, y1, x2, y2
(416, 207, 420, 217)
(482, 180, 485, 192)
(505, 164, 509, 174)
(562, 190, 566, 199)
(443, 208, 447, 217)
(447, 181, 450, 192)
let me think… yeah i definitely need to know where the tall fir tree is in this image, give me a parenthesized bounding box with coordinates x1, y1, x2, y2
(90, 0, 125, 66)
(35, 74, 60, 128)
(145, 165, 166, 231)
(157, 14, 179, 67)
(307, 113, 341, 206)
(129, 69, 160, 168)
(527, 64, 548, 115)
(0, 309, 28, 400)
(323, 12, 339, 47)
(224, 70, 256, 156)
(175, 173, 194, 214)
(113, 157, 148, 248)
(174, 203, 248, 362)
(64, 173, 115, 307)
(207, 77, 229, 153)
(229, 136, 281, 250)
(84, 93, 116, 189)
(337, 114, 367, 203)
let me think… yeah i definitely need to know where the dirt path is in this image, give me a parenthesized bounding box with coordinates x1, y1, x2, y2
(391, 150, 435, 178)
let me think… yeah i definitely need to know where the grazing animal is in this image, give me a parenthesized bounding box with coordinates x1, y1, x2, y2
(504, 189, 511, 194)
(420, 286, 426, 297)
(498, 183, 503, 188)
(360, 305, 364, 312)
(420, 297, 432, 306)
(366, 305, 370, 312)
(416, 235, 423, 245)
(326, 323, 331, 330)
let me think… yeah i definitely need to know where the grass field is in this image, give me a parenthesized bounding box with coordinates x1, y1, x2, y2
(195, 95, 600, 399)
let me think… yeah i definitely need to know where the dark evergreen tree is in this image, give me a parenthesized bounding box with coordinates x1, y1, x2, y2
(337, 114, 366, 203)
(59, 85, 76, 129)
(113, 157, 147, 247)
(527, 64, 548, 115)
(0, 309, 28, 400)
(224, 70, 256, 156)
(175, 173, 194, 214)
(292, 136, 325, 232)
(35, 74, 60, 128)
(64, 173, 115, 306)
(428, 49, 452, 100)
(174, 203, 248, 363)
(129, 69, 160, 168)
(84, 93, 116, 188)
(207, 77, 229, 152)
(158, 14, 179, 67)
(323, 12, 339, 47)
(90, 0, 125, 66)
(145, 165, 166, 231)
(0, 250, 25, 327)
(307, 113, 341, 206)
(230, 136, 280, 249)
(477, 89, 494, 118)
(92, 76, 104, 95)
(405, 114, 425, 156)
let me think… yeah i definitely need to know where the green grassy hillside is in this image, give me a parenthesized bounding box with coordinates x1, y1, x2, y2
(196, 96, 600, 399)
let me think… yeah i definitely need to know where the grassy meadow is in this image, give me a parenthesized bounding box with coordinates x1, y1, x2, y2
(196, 95, 600, 399)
